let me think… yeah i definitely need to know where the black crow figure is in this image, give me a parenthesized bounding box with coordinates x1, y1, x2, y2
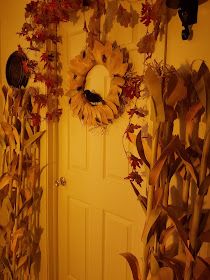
(84, 89, 105, 105)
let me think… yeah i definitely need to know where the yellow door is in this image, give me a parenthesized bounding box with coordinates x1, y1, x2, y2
(56, 6, 159, 280)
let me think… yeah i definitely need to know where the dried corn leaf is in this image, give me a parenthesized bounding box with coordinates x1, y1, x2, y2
(186, 102, 203, 141)
(153, 187, 164, 209)
(11, 227, 25, 253)
(0, 197, 13, 227)
(150, 253, 160, 276)
(199, 230, 210, 242)
(195, 62, 210, 130)
(24, 131, 45, 149)
(144, 67, 165, 123)
(194, 257, 210, 280)
(149, 267, 174, 280)
(121, 252, 141, 280)
(10, 152, 18, 176)
(149, 136, 179, 186)
(136, 130, 150, 168)
(17, 255, 28, 270)
(0, 122, 16, 152)
(13, 126, 20, 154)
(166, 76, 187, 107)
(176, 143, 198, 184)
(0, 174, 12, 190)
(142, 207, 161, 244)
(162, 206, 194, 262)
(199, 174, 210, 196)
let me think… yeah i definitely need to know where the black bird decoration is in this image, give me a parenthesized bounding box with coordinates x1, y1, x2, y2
(166, 0, 199, 40)
(84, 89, 105, 105)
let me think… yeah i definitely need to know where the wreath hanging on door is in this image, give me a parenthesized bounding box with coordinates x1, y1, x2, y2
(67, 40, 130, 127)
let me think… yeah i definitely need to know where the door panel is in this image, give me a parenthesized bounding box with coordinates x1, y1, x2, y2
(57, 6, 165, 279)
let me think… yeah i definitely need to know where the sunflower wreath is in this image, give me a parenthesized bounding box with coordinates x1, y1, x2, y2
(67, 40, 131, 127)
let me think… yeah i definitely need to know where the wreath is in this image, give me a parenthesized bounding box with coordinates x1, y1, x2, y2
(67, 40, 130, 127)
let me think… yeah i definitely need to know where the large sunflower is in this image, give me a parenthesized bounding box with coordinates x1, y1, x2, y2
(67, 40, 129, 127)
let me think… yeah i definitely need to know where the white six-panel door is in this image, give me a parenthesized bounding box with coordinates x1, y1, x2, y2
(57, 6, 152, 280)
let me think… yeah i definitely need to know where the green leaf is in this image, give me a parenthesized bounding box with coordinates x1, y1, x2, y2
(120, 252, 141, 280)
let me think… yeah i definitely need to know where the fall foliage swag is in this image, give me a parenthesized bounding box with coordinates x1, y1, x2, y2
(17, 0, 166, 124)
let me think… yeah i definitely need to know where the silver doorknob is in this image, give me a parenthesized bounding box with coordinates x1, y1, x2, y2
(55, 177, 67, 187)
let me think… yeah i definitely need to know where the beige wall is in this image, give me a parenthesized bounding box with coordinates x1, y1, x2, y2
(166, 2, 210, 67)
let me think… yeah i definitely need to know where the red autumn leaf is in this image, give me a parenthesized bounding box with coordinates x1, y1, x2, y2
(116, 4, 131, 27)
(129, 154, 143, 170)
(128, 108, 147, 118)
(33, 94, 47, 108)
(125, 171, 143, 187)
(125, 124, 141, 141)
(140, 1, 153, 27)
(30, 113, 41, 127)
(123, 75, 144, 100)
(25, 1, 39, 15)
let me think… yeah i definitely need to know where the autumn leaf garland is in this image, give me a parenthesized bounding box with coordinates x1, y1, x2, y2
(18, 0, 168, 124)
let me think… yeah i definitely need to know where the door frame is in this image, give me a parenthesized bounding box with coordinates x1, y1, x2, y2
(44, 121, 59, 280)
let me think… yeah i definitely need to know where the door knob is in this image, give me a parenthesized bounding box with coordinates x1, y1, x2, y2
(55, 177, 67, 187)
